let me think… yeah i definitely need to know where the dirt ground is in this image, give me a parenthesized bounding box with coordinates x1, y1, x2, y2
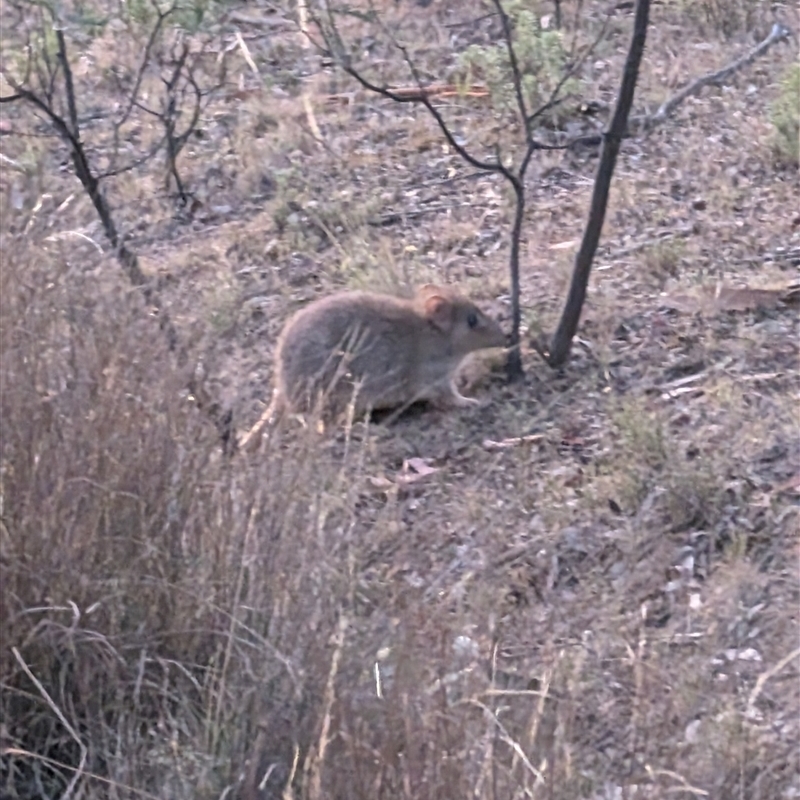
(2, 1, 799, 798)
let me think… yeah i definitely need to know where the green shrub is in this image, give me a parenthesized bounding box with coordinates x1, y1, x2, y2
(771, 63, 800, 167)
(458, 1, 579, 126)
(680, 0, 772, 40)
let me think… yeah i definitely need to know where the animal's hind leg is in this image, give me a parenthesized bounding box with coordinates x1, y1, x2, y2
(429, 379, 482, 409)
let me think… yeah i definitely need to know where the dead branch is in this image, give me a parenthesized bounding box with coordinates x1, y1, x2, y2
(493, 0, 530, 137)
(330, 9, 512, 178)
(108, 22, 226, 205)
(637, 22, 792, 133)
(567, 21, 793, 149)
(161, 40, 196, 203)
(0, 93, 177, 353)
(111, 0, 177, 160)
(0, 10, 234, 450)
(355, 83, 489, 100)
(55, 29, 79, 137)
(529, 15, 610, 130)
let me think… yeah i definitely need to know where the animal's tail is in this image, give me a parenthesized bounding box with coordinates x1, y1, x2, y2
(238, 389, 282, 453)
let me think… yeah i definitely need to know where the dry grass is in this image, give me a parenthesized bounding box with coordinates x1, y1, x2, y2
(2, 1, 799, 798)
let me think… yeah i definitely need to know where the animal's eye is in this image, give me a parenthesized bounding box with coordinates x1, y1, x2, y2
(467, 311, 479, 329)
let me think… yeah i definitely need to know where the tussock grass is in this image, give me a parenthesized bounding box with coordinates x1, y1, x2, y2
(0, 242, 369, 797)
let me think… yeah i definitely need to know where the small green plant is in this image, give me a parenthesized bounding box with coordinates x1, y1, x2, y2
(770, 63, 800, 167)
(641, 238, 685, 287)
(121, 0, 210, 31)
(611, 401, 668, 509)
(680, 0, 771, 39)
(458, 1, 579, 127)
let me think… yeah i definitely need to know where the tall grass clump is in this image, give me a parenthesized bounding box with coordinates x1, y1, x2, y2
(0, 235, 510, 799)
(0, 235, 366, 798)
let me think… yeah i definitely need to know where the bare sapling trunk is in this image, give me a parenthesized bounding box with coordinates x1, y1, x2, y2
(312, 0, 604, 381)
(545, 0, 650, 366)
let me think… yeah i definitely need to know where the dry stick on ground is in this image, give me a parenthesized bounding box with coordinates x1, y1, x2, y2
(542, 0, 650, 367)
(313, 0, 607, 381)
(0, 13, 234, 450)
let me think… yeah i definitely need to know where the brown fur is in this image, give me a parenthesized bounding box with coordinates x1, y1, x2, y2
(273, 284, 506, 415)
(268, 284, 505, 412)
(239, 285, 505, 450)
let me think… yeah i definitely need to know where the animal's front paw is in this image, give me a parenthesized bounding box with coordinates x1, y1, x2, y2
(449, 392, 484, 409)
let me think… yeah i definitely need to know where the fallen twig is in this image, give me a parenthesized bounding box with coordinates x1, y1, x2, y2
(383, 83, 490, 99)
(483, 434, 544, 450)
(746, 647, 800, 719)
(604, 225, 696, 259)
(367, 203, 465, 227)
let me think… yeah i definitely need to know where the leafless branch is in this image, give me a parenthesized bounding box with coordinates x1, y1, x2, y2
(493, 0, 530, 137)
(106, 20, 226, 199)
(3, 73, 178, 342)
(107, 0, 178, 170)
(115, 0, 178, 131)
(528, 14, 609, 129)
(559, 20, 793, 152)
(331, 2, 513, 179)
(567, 0, 585, 56)
(148, 34, 226, 205)
(0, 23, 235, 449)
(98, 136, 168, 180)
(55, 29, 79, 137)
(638, 21, 792, 133)
(161, 39, 193, 201)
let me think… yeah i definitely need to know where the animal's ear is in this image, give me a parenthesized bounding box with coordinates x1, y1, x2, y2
(423, 294, 453, 332)
(416, 284, 440, 300)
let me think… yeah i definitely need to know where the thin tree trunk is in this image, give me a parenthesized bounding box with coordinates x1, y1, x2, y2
(547, 0, 651, 367)
(507, 181, 525, 380)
